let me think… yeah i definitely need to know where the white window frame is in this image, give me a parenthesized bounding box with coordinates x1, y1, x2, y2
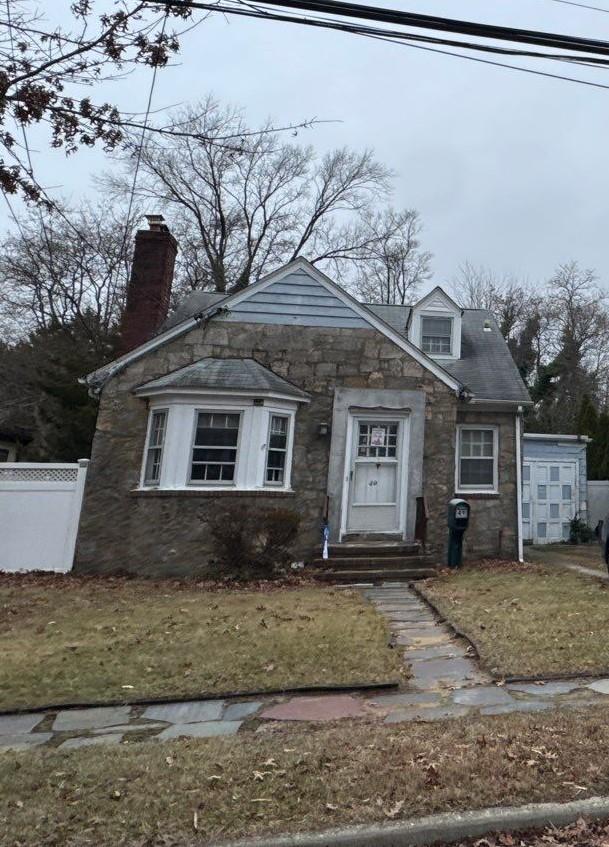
(139, 394, 298, 492)
(455, 424, 499, 494)
(141, 408, 168, 488)
(189, 409, 243, 487)
(264, 412, 291, 487)
(421, 315, 453, 356)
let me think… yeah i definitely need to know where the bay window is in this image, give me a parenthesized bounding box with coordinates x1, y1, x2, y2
(139, 398, 299, 491)
(456, 425, 498, 492)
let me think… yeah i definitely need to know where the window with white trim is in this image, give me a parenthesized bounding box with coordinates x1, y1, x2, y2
(265, 415, 289, 485)
(144, 409, 167, 486)
(140, 398, 299, 491)
(421, 316, 452, 355)
(190, 412, 241, 483)
(456, 426, 498, 492)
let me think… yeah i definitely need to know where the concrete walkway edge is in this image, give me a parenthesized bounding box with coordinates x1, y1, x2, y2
(222, 796, 609, 847)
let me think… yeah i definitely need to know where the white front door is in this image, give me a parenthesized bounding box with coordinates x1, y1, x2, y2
(522, 460, 578, 543)
(345, 415, 408, 534)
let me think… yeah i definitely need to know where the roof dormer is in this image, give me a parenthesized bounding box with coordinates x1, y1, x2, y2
(409, 286, 462, 360)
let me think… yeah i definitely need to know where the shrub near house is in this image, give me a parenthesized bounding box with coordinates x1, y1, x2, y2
(75, 218, 531, 578)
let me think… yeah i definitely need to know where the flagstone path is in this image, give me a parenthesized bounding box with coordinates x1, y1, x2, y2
(1, 583, 608, 753)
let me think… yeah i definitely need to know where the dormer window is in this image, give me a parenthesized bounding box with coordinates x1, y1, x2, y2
(421, 317, 453, 355)
(409, 286, 462, 360)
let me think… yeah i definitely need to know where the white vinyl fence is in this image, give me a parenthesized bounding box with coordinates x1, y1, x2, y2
(0, 460, 88, 573)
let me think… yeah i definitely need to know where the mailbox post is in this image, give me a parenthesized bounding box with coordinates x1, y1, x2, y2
(447, 498, 470, 569)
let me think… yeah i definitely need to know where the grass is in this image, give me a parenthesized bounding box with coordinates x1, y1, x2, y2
(3, 707, 609, 845)
(526, 543, 607, 573)
(421, 562, 609, 678)
(0, 574, 402, 711)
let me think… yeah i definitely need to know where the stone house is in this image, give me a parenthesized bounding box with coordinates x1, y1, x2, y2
(75, 218, 532, 578)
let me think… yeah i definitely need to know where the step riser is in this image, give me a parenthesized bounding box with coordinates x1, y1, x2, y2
(328, 545, 421, 559)
(313, 556, 436, 571)
(318, 569, 436, 583)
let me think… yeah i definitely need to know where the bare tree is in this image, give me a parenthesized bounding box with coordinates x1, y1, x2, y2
(0, 200, 134, 348)
(353, 209, 431, 304)
(451, 260, 536, 340)
(104, 98, 397, 292)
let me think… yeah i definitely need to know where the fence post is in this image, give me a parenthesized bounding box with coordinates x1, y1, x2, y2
(64, 459, 89, 572)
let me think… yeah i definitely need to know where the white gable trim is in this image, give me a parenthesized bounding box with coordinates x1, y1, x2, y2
(413, 285, 462, 314)
(86, 257, 461, 393)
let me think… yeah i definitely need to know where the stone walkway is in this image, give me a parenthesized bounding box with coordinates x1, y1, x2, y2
(2, 583, 609, 753)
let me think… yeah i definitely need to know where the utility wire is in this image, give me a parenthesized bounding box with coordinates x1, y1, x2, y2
(548, 0, 609, 13)
(146, 0, 609, 90)
(117, 11, 169, 276)
(148, 0, 609, 56)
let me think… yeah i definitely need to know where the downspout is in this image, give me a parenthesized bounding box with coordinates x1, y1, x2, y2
(515, 404, 524, 562)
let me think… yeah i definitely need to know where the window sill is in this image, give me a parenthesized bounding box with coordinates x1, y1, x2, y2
(455, 491, 499, 499)
(130, 488, 296, 498)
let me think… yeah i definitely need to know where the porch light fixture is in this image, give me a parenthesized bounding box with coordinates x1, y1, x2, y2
(318, 422, 330, 437)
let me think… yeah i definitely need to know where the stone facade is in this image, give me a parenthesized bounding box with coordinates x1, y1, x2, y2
(75, 318, 518, 577)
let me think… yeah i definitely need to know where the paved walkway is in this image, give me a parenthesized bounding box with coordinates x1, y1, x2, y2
(2, 584, 609, 753)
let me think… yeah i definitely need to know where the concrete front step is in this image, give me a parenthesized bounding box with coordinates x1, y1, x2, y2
(313, 555, 436, 571)
(317, 568, 437, 583)
(328, 542, 421, 558)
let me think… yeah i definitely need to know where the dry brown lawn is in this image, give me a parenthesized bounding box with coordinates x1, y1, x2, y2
(526, 543, 606, 573)
(3, 707, 609, 845)
(0, 574, 402, 711)
(421, 562, 609, 677)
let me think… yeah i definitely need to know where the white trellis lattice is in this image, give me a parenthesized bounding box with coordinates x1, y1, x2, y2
(0, 466, 79, 482)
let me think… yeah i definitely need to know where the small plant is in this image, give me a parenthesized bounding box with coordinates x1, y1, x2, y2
(568, 513, 596, 545)
(209, 505, 301, 580)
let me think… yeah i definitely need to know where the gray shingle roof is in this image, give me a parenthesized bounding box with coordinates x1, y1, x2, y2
(134, 357, 310, 400)
(368, 303, 530, 404)
(162, 291, 228, 332)
(442, 311, 531, 403)
(158, 288, 530, 405)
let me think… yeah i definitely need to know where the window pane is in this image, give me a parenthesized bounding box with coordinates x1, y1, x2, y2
(537, 522, 547, 538)
(550, 466, 560, 482)
(422, 316, 452, 335)
(522, 502, 530, 519)
(191, 412, 240, 483)
(562, 484, 572, 500)
(266, 415, 289, 485)
(144, 410, 167, 485)
(538, 485, 547, 499)
(562, 523, 570, 540)
(422, 317, 452, 354)
(523, 464, 530, 482)
(460, 429, 494, 458)
(460, 458, 493, 486)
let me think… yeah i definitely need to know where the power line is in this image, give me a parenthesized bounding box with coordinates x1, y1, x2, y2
(148, 0, 609, 57)
(117, 11, 170, 274)
(548, 0, 609, 13)
(145, 0, 609, 91)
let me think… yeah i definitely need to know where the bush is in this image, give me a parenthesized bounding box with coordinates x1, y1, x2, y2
(569, 513, 596, 545)
(209, 505, 301, 580)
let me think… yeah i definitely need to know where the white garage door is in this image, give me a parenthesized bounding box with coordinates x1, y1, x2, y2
(0, 462, 88, 572)
(522, 460, 577, 544)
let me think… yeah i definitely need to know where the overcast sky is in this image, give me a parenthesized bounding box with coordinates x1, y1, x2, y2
(5, 0, 609, 291)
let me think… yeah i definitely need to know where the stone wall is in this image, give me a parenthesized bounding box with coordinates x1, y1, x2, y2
(456, 408, 519, 560)
(75, 318, 516, 577)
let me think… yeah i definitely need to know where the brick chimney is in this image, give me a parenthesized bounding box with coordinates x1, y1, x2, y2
(119, 214, 178, 354)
